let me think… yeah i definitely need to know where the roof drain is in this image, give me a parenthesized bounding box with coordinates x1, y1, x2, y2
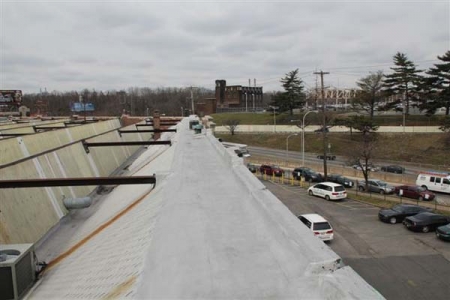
(63, 196, 92, 209)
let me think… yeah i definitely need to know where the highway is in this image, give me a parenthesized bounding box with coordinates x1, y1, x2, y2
(264, 180, 450, 300)
(247, 146, 431, 176)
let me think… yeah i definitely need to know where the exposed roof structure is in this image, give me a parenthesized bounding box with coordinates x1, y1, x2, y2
(28, 117, 383, 299)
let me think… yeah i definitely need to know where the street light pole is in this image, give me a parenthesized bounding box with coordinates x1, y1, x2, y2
(245, 92, 248, 112)
(269, 106, 278, 132)
(302, 110, 317, 166)
(286, 133, 298, 160)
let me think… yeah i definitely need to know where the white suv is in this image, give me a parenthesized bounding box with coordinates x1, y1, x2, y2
(307, 182, 347, 201)
(298, 213, 334, 241)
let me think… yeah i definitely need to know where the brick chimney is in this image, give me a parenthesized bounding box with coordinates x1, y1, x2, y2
(153, 110, 160, 140)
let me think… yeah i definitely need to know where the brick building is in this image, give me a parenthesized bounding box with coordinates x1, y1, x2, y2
(215, 80, 263, 112)
(195, 98, 216, 117)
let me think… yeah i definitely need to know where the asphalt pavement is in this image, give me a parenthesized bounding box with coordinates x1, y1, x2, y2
(263, 180, 450, 300)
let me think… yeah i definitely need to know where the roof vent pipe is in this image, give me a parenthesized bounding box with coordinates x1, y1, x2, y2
(63, 196, 92, 209)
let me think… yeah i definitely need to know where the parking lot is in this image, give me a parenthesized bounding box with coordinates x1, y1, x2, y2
(263, 180, 450, 300)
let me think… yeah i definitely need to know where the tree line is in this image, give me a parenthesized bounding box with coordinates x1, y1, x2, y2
(22, 87, 215, 117)
(271, 50, 450, 118)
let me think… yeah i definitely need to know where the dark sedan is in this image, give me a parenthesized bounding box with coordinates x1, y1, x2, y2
(394, 185, 435, 201)
(317, 154, 336, 160)
(381, 165, 405, 174)
(247, 163, 257, 173)
(292, 167, 311, 180)
(436, 224, 450, 241)
(327, 174, 354, 188)
(378, 204, 431, 224)
(403, 212, 450, 233)
(303, 170, 323, 182)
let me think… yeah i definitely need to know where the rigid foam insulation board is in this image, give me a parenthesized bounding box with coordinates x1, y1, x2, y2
(35, 143, 97, 212)
(24, 129, 72, 156)
(86, 131, 127, 177)
(0, 161, 61, 244)
(0, 137, 29, 165)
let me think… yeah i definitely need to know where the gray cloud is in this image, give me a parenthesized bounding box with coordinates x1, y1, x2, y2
(0, 0, 448, 94)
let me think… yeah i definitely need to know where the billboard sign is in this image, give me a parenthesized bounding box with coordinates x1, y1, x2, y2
(0, 90, 22, 105)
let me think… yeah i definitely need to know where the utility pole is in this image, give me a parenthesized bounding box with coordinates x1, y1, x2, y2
(190, 86, 196, 115)
(314, 70, 329, 179)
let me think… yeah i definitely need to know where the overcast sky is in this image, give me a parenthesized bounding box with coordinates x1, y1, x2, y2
(1, 0, 449, 94)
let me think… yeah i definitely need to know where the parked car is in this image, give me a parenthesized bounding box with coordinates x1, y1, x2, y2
(327, 174, 354, 188)
(358, 179, 394, 194)
(381, 165, 405, 174)
(234, 148, 250, 157)
(317, 154, 336, 160)
(403, 212, 450, 233)
(436, 224, 450, 241)
(394, 185, 435, 201)
(352, 164, 379, 172)
(298, 213, 334, 241)
(292, 167, 311, 180)
(247, 163, 257, 173)
(314, 127, 329, 133)
(303, 170, 323, 182)
(307, 182, 347, 201)
(259, 164, 284, 177)
(378, 204, 432, 224)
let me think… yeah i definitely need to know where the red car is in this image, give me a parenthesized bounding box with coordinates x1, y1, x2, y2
(394, 185, 436, 201)
(259, 164, 284, 177)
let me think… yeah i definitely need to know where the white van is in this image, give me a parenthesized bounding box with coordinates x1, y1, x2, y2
(298, 214, 334, 241)
(416, 173, 450, 194)
(307, 182, 347, 201)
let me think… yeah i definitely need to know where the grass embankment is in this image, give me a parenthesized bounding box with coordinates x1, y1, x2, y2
(211, 112, 447, 126)
(216, 132, 449, 167)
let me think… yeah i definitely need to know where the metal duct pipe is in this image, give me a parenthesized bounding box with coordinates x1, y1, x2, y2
(63, 197, 92, 209)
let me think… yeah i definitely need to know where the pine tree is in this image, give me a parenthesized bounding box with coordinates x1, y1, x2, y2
(383, 52, 422, 115)
(272, 69, 305, 115)
(420, 51, 450, 115)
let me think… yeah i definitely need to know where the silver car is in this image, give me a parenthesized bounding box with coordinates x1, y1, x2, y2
(358, 179, 394, 194)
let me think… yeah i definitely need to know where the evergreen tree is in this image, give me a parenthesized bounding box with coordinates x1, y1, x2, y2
(272, 69, 305, 115)
(420, 51, 450, 115)
(383, 52, 422, 115)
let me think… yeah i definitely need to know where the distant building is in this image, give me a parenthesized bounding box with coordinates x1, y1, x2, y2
(195, 98, 216, 117)
(215, 80, 263, 112)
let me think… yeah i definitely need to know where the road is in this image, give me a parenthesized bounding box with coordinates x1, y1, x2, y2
(247, 145, 428, 175)
(247, 145, 450, 205)
(263, 180, 450, 300)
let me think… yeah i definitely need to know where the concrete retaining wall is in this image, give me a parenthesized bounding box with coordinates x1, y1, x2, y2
(215, 125, 443, 133)
(0, 119, 155, 244)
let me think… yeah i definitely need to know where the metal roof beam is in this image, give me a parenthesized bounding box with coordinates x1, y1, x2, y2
(0, 175, 156, 188)
(82, 140, 171, 153)
(119, 129, 177, 134)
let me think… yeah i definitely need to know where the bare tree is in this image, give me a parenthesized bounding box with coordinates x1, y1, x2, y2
(223, 119, 240, 135)
(350, 117, 379, 190)
(353, 71, 385, 119)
